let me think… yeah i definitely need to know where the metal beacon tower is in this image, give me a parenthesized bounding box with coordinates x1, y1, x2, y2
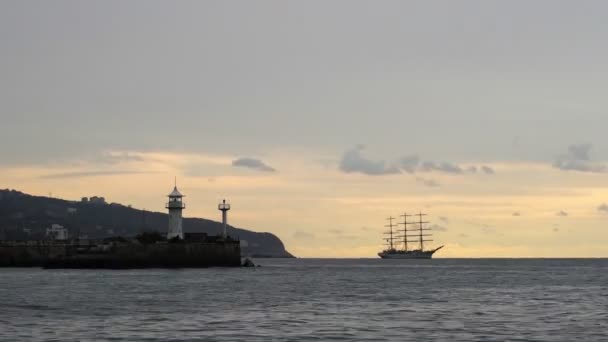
(166, 181, 186, 240)
(218, 199, 231, 239)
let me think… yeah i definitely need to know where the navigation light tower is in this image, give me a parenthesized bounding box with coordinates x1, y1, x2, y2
(218, 199, 231, 239)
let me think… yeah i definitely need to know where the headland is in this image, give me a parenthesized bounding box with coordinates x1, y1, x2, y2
(0, 184, 293, 268)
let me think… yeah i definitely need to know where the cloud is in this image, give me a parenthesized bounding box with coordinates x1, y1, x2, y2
(439, 216, 449, 223)
(293, 231, 315, 240)
(399, 155, 420, 173)
(598, 203, 608, 214)
(569, 144, 592, 160)
(232, 157, 276, 172)
(39, 170, 148, 179)
(415, 160, 495, 175)
(556, 210, 568, 217)
(428, 224, 447, 232)
(340, 146, 495, 177)
(481, 165, 495, 174)
(553, 144, 606, 173)
(400, 156, 495, 175)
(94, 152, 144, 165)
(512, 212, 521, 217)
(339, 146, 400, 175)
(416, 177, 440, 187)
(328, 229, 343, 234)
(420, 161, 463, 174)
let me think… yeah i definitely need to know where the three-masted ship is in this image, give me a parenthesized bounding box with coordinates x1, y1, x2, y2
(378, 212, 444, 259)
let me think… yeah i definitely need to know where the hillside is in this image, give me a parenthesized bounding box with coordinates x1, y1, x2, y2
(0, 189, 294, 258)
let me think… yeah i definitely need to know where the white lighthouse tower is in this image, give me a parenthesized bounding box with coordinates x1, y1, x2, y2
(166, 182, 185, 240)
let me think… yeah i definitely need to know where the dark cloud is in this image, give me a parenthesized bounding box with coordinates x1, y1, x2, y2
(420, 161, 463, 174)
(553, 144, 606, 173)
(416, 177, 440, 187)
(39, 170, 147, 179)
(339, 146, 400, 175)
(399, 155, 420, 173)
(418, 161, 495, 175)
(340, 147, 495, 177)
(598, 203, 608, 214)
(512, 212, 521, 217)
(232, 157, 276, 172)
(481, 165, 495, 174)
(569, 144, 592, 160)
(439, 216, 449, 223)
(556, 210, 568, 217)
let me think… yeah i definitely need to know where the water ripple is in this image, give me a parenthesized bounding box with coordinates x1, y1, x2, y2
(0, 259, 607, 341)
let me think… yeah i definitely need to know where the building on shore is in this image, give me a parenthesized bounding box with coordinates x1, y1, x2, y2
(46, 224, 68, 241)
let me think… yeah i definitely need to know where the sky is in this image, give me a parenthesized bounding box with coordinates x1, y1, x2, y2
(2, 0, 608, 257)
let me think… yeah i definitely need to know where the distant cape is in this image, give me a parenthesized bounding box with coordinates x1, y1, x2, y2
(0, 189, 294, 258)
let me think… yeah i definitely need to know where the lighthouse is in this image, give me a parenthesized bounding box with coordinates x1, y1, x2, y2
(166, 183, 185, 240)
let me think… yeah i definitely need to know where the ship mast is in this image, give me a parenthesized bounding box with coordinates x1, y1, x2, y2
(398, 213, 413, 251)
(415, 212, 432, 251)
(384, 216, 396, 250)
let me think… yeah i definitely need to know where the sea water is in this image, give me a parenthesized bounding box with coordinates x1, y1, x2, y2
(1, 258, 607, 341)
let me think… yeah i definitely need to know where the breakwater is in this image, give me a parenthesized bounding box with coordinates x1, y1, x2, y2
(0, 239, 241, 268)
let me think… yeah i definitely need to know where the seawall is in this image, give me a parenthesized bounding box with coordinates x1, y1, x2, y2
(0, 240, 241, 268)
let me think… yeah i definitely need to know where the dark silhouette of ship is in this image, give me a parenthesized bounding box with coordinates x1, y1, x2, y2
(378, 213, 444, 259)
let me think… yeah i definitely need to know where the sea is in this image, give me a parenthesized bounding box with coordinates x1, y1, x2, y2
(0, 258, 607, 342)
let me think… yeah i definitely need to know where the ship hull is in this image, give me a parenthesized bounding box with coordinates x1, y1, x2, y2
(378, 246, 444, 259)
(378, 251, 435, 259)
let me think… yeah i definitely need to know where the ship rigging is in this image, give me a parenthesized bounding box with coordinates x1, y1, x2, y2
(378, 212, 444, 259)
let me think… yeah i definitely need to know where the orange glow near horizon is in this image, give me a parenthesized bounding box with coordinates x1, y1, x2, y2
(2, 150, 608, 258)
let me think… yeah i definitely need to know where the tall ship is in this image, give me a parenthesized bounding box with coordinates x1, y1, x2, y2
(378, 212, 444, 259)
